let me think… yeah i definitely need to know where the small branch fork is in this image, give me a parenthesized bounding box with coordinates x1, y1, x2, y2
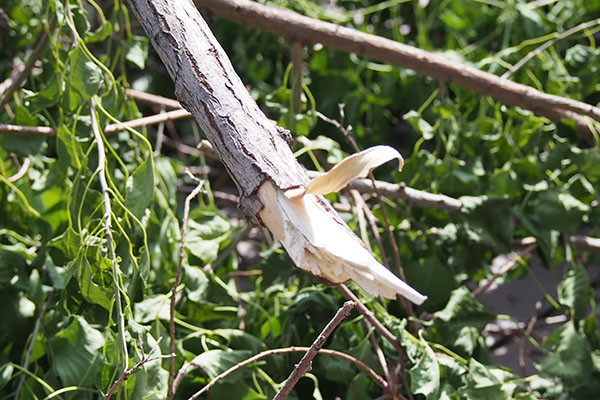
(105, 336, 173, 400)
(184, 301, 358, 400)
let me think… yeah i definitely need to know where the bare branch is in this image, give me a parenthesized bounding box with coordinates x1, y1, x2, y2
(273, 300, 356, 399)
(183, 344, 386, 399)
(15, 289, 54, 400)
(472, 243, 538, 297)
(0, 29, 50, 109)
(125, 88, 184, 109)
(199, 0, 600, 141)
(105, 338, 171, 400)
(0, 124, 56, 136)
(104, 108, 191, 134)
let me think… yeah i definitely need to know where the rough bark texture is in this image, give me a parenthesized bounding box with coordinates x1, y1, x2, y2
(199, 0, 600, 141)
(128, 0, 308, 223)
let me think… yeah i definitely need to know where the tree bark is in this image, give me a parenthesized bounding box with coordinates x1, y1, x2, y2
(128, 0, 307, 224)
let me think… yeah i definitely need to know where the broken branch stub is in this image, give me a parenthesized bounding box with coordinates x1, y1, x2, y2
(128, 0, 426, 304)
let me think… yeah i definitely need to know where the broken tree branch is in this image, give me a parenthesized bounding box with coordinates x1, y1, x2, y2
(129, 0, 426, 303)
(199, 0, 599, 141)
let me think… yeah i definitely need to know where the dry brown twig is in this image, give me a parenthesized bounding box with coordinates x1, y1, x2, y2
(184, 301, 380, 399)
(181, 345, 387, 399)
(316, 109, 414, 317)
(15, 289, 55, 400)
(273, 300, 356, 399)
(105, 336, 172, 400)
(472, 243, 538, 297)
(0, 28, 50, 109)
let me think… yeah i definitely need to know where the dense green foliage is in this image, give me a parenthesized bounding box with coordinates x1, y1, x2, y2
(1, 0, 599, 399)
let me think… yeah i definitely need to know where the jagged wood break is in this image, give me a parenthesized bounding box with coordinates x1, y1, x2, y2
(128, 0, 426, 304)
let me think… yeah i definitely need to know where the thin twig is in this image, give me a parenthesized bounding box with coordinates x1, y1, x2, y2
(168, 172, 204, 400)
(125, 87, 183, 109)
(472, 243, 538, 297)
(273, 300, 356, 399)
(154, 108, 167, 155)
(91, 99, 128, 373)
(317, 110, 413, 317)
(105, 337, 172, 400)
(337, 284, 414, 400)
(352, 189, 388, 265)
(291, 40, 303, 114)
(0, 28, 50, 109)
(183, 344, 386, 399)
(336, 284, 403, 356)
(0, 124, 57, 135)
(366, 319, 391, 389)
(502, 18, 600, 79)
(15, 289, 55, 400)
(105, 108, 191, 133)
(350, 189, 372, 252)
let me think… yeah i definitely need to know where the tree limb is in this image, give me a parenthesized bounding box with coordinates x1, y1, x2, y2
(199, 0, 599, 142)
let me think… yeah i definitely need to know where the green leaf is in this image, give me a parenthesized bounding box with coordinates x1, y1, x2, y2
(460, 196, 513, 253)
(462, 358, 518, 400)
(538, 321, 594, 388)
(76, 255, 114, 311)
(532, 188, 589, 235)
(125, 156, 155, 219)
(410, 335, 440, 399)
(404, 255, 454, 310)
(558, 264, 590, 320)
(185, 213, 231, 263)
(48, 316, 104, 387)
(67, 46, 103, 110)
(134, 294, 171, 323)
(184, 265, 210, 303)
(429, 287, 495, 356)
(404, 110, 435, 140)
(125, 35, 149, 69)
(56, 124, 83, 170)
(189, 349, 253, 380)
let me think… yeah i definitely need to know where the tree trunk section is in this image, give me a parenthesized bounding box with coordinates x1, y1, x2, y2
(128, 0, 308, 223)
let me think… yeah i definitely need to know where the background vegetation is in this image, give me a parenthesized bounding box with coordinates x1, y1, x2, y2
(1, 0, 599, 398)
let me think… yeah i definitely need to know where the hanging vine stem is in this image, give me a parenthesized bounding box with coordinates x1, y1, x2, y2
(168, 171, 204, 400)
(90, 99, 128, 372)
